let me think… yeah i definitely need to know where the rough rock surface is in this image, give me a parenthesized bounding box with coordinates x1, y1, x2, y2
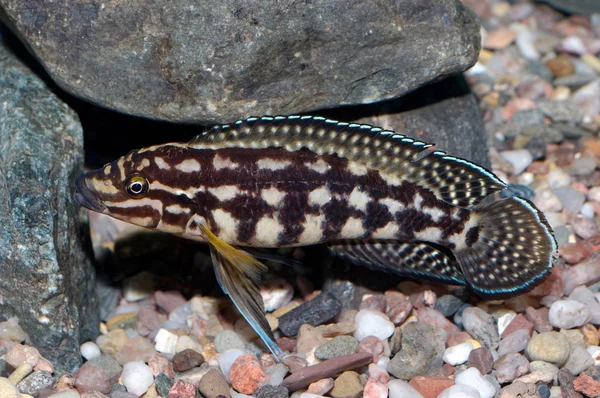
(0, 0, 480, 123)
(0, 38, 98, 373)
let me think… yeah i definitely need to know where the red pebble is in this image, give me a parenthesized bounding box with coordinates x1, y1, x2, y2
(501, 314, 534, 338)
(229, 354, 268, 394)
(168, 379, 196, 398)
(409, 376, 454, 398)
(574, 374, 600, 397)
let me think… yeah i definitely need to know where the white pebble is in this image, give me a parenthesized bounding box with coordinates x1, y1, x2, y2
(500, 149, 533, 175)
(438, 384, 481, 398)
(515, 29, 540, 60)
(261, 278, 294, 312)
(176, 335, 203, 354)
(47, 391, 81, 398)
(548, 299, 592, 329)
(0, 377, 20, 398)
(455, 367, 496, 398)
(121, 361, 154, 396)
(388, 379, 424, 398)
(586, 346, 600, 365)
(354, 310, 395, 341)
(443, 341, 475, 365)
(154, 328, 178, 355)
(80, 341, 101, 361)
(295, 394, 326, 398)
(548, 168, 571, 189)
(561, 36, 587, 55)
(494, 310, 517, 335)
(218, 349, 246, 382)
(588, 187, 600, 202)
(266, 363, 288, 386)
(122, 271, 154, 302)
(581, 202, 595, 219)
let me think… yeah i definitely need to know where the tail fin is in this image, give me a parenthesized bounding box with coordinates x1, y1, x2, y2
(454, 197, 557, 299)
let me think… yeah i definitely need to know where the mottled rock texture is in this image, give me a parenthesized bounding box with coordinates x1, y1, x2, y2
(0, 39, 98, 374)
(0, 0, 480, 123)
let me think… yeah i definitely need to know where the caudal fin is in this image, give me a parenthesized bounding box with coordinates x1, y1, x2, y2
(454, 197, 557, 299)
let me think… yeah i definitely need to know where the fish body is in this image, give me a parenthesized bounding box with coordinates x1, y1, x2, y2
(75, 116, 556, 359)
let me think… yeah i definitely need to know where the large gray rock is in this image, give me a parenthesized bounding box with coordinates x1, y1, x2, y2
(0, 39, 98, 374)
(0, 0, 480, 123)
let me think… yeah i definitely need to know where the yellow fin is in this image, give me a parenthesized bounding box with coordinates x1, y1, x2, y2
(201, 225, 283, 360)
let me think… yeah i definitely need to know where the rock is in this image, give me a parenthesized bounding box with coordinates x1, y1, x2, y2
(330, 371, 363, 398)
(454, 367, 496, 398)
(388, 379, 424, 398)
(5, 345, 40, 368)
(280, 352, 372, 391)
(214, 330, 246, 353)
(353, 310, 395, 341)
(525, 307, 553, 334)
(408, 376, 454, 398)
(564, 253, 600, 295)
(154, 290, 187, 314)
(500, 149, 533, 175)
(553, 187, 586, 214)
(569, 286, 600, 324)
(172, 349, 205, 372)
(167, 379, 195, 398)
(467, 348, 494, 375)
(526, 332, 570, 367)
(574, 373, 600, 397)
(217, 349, 246, 382)
(484, 27, 516, 50)
(80, 342, 101, 361)
(496, 381, 541, 398)
(73, 365, 111, 394)
(0, 378, 20, 398)
(0, 0, 480, 123)
(279, 293, 341, 337)
(296, 325, 327, 355)
(558, 368, 579, 398)
(255, 384, 289, 398)
(16, 371, 55, 396)
(418, 307, 460, 334)
(501, 314, 534, 338)
(443, 341, 474, 365)
(198, 369, 230, 398)
(564, 345, 595, 376)
(0, 37, 98, 374)
(121, 362, 154, 396)
(315, 336, 358, 360)
(462, 307, 500, 350)
(358, 336, 385, 363)
(307, 378, 335, 395)
(494, 353, 530, 383)
(154, 329, 178, 356)
(546, 55, 575, 78)
(548, 300, 592, 329)
(229, 354, 267, 394)
(115, 335, 157, 366)
(437, 384, 480, 398)
(154, 373, 174, 398)
(364, 364, 388, 398)
(498, 329, 530, 357)
(388, 323, 446, 380)
(435, 295, 465, 317)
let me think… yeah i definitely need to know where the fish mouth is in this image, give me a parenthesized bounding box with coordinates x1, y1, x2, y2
(74, 174, 107, 213)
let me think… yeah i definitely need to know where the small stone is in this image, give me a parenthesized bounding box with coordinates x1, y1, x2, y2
(47, 391, 81, 398)
(172, 349, 204, 372)
(408, 376, 453, 398)
(525, 307, 553, 333)
(496, 381, 541, 398)
(155, 373, 174, 398)
(73, 366, 111, 394)
(214, 330, 246, 353)
(136, 307, 164, 337)
(106, 312, 137, 332)
(353, 310, 395, 341)
(388, 379, 424, 398)
(261, 278, 294, 312)
(517, 360, 558, 384)
(167, 379, 195, 398)
(116, 335, 157, 366)
(121, 362, 154, 396)
(154, 329, 178, 356)
(546, 55, 575, 78)
(574, 373, 600, 397)
(498, 329, 530, 357)
(484, 27, 516, 50)
(80, 342, 101, 361)
(582, 324, 600, 347)
(501, 314, 534, 338)
(462, 307, 500, 350)
(198, 369, 230, 398)
(549, 299, 592, 329)
(307, 378, 334, 395)
(443, 341, 474, 365)
(388, 323, 446, 380)
(435, 295, 464, 318)
(278, 293, 341, 337)
(418, 307, 460, 334)
(538, 384, 550, 398)
(16, 371, 55, 396)
(364, 364, 388, 398)
(526, 332, 570, 367)
(5, 345, 40, 368)
(564, 345, 594, 376)
(437, 384, 480, 398)
(500, 149, 533, 175)
(217, 349, 245, 382)
(553, 186, 586, 214)
(570, 286, 600, 324)
(296, 325, 327, 356)
(571, 215, 599, 239)
(315, 336, 358, 360)
(454, 367, 495, 398)
(281, 355, 307, 373)
(494, 353, 530, 383)
(360, 294, 387, 312)
(122, 271, 154, 302)
(0, 377, 20, 398)
(563, 254, 600, 295)
(96, 329, 129, 357)
(467, 347, 494, 375)
(154, 290, 187, 314)
(387, 301, 413, 325)
(358, 336, 385, 362)
(229, 354, 267, 394)
(255, 384, 289, 398)
(330, 371, 363, 398)
(558, 368, 578, 398)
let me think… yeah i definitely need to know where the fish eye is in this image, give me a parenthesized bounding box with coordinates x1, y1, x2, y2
(126, 175, 149, 197)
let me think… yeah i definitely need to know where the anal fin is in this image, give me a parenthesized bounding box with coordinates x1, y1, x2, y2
(328, 240, 466, 286)
(201, 225, 284, 360)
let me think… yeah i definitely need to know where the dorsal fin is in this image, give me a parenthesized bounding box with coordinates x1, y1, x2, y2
(188, 116, 506, 208)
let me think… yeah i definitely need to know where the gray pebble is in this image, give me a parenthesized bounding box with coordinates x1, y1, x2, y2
(17, 371, 55, 396)
(388, 322, 446, 380)
(462, 307, 500, 350)
(527, 61, 553, 81)
(538, 383, 550, 398)
(571, 157, 597, 176)
(314, 335, 358, 360)
(563, 345, 594, 375)
(453, 303, 472, 330)
(552, 187, 586, 214)
(86, 355, 122, 382)
(278, 293, 341, 337)
(214, 330, 246, 353)
(435, 295, 465, 317)
(111, 391, 137, 398)
(154, 373, 174, 398)
(255, 384, 289, 398)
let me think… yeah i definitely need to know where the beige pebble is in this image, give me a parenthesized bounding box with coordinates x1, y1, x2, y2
(552, 85, 571, 100)
(8, 363, 33, 385)
(484, 27, 517, 50)
(0, 377, 19, 398)
(581, 54, 600, 74)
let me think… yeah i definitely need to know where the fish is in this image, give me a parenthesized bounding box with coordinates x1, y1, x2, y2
(74, 115, 556, 359)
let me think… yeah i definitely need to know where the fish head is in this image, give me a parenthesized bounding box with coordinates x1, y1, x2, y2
(74, 144, 200, 233)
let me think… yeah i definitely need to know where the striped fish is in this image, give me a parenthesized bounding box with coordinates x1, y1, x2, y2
(74, 116, 556, 359)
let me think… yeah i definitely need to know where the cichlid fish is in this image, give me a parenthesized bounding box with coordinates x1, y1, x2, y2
(74, 116, 556, 359)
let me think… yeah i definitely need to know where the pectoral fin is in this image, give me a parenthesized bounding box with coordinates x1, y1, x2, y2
(201, 225, 284, 360)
